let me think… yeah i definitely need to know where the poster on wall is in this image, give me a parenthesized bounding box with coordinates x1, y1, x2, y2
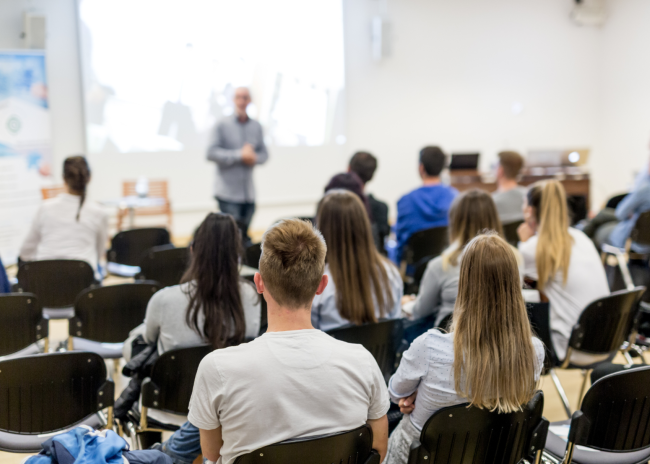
(0, 50, 52, 265)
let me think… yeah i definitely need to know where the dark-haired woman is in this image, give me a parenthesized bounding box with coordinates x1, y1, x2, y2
(19, 156, 108, 275)
(143, 212, 260, 354)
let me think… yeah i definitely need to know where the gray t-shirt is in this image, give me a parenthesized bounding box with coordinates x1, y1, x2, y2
(188, 329, 390, 464)
(492, 186, 527, 224)
(143, 281, 261, 354)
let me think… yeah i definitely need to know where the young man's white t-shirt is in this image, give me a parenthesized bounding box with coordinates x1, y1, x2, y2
(188, 329, 390, 464)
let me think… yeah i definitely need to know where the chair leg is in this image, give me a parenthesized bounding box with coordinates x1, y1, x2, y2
(577, 369, 592, 409)
(126, 421, 141, 450)
(615, 252, 635, 290)
(550, 369, 572, 418)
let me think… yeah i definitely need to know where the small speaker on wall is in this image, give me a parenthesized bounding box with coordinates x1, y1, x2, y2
(23, 12, 47, 49)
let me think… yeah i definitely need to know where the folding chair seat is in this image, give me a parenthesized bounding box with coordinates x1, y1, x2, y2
(544, 366, 650, 464)
(16, 259, 96, 319)
(0, 293, 48, 360)
(68, 282, 160, 358)
(233, 424, 380, 464)
(0, 352, 114, 452)
(408, 391, 548, 464)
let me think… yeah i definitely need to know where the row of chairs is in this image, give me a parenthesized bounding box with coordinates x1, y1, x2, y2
(3, 349, 650, 463)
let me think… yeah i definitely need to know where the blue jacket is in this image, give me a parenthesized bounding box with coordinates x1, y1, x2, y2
(0, 255, 10, 294)
(610, 181, 650, 253)
(393, 184, 458, 264)
(26, 426, 172, 464)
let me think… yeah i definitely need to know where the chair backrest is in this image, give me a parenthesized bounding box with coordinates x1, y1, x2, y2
(234, 424, 379, 464)
(71, 282, 160, 343)
(502, 220, 524, 246)
(108, 228, 171, 266)
(605, 193, 628, 209)
(138, 246, 189, 287)
(17, 260, 96, 308)
(630, 211, 650, 247)
(568, 287, 645, 356)
(327, 319, 404, 382)
(244, 242, 262, 269)
(141, 345, 212, 414)
(410, 391, 547, 464)
(0, 352, 114, 434)
(573, 365, 650, 452)
(41, 186, 65, 200)
(526, 302, 557, 368)
(403, 226, 449, 266)
(123, 179, 169, 199)
(0, 293, 47, 357)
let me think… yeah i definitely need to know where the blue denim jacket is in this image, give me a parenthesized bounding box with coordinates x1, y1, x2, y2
(610, 182, 650, 252)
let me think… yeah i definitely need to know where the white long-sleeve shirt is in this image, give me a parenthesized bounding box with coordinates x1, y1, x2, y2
(19, 193, 109, 273)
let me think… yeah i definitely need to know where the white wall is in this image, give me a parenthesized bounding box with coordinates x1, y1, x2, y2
(1, 0, 648, 237)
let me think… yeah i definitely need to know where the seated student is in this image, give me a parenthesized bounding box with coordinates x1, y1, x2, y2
(393, 146, 458, 265)
(188, 219, 389, 464)
(0, 255, 10, 294)
(19, 156, 108, 276)
(403, 190, 513, 327)
(385, 234, 544, 464)
(312, 190, 402, 331)
(582, 161, 650, 253)
(518, 180, 609, 360)
(348, 151, 390, 254)
(323, 171, 371, 217)
(492, 150, 527, 224)
(143, 212, 261, 355)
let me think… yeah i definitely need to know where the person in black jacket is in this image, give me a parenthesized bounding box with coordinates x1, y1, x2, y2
(349, 151, 390, 254)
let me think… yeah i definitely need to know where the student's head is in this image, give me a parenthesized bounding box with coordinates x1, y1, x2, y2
(348, 151, 378, 185)
(324, 172, 371, 217)
(419, 146, 447, 179)
(63, 156, 91, 221)
(316, 190, 394, 325)
(234, 87, 251, 117)
(525, 180, 573, 290)
(443, 189, 503, 268)
(496, 151, 524, 181)
(452, 233, 538, 413)
(182, 212, 247, 349)
(257, 219, 327, 309)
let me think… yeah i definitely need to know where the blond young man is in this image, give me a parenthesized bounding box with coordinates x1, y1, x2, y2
(188, 219, 389, 464)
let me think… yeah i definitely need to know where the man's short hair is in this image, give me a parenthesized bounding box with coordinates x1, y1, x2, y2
(349, 151, 377, 184)
(498, 151, 524, 179)
(419, 146, 447, 177)
(259, 219, 327, 309)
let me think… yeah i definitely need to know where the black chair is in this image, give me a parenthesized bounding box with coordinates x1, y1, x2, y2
(126, 344, 212, 448)
(16, 259, 96, 319)
(234, 424, 380, 464)
(606, 192, 628, 209)
(241, 274, 267, 335)
(327, 319, 404, 382)
(544, 366, 650, 463)
(244, 242, 262, 269)
(527, 287, 646, 418)
(402, 226, 448, 278)
(502, 220, 524, 246)
(0, 293, 48, 358)
(137, 245, 189, 287)
(409, 391, 548, 464)
(0, 352, 115, 453)
(405, 255, 434, 295)
(107, 228, 171, 275)
(68, 282, 161, 358)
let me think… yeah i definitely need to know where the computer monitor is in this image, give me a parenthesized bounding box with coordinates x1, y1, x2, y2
(449, 153, 480, 171)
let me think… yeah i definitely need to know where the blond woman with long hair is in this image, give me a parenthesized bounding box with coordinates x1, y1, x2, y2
(406, 189, 519, 327)
(312, 190, 402, 330)
(517, 180, 609, 360)
(385, 234, 544, 464)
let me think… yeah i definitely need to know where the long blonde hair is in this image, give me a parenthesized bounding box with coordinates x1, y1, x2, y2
(452, 233, 538, 413)
(316, 190, 395, 325)
(442, 190, 503, 269)
(526, 180, 573, 290)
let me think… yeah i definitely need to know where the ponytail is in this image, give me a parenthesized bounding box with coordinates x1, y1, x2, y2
(63, 156, 91, 221)
(527, 180, 573, 290)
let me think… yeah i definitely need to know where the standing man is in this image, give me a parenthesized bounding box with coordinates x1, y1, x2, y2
(207, 87, 269, 244)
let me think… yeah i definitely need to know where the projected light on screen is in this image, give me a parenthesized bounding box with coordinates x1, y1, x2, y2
(78, 0, 345, 154)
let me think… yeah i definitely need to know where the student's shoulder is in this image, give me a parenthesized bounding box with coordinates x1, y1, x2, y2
(149, 283, 188, 306)
(410, 328, 453, 354)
